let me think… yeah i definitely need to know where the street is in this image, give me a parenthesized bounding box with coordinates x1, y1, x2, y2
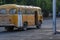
(0, 18, 60, 40)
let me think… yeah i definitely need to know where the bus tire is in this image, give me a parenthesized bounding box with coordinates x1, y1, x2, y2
(23, 22, 28, 31)
(36, 20, 42, 29)
(5, 26, 14, 31)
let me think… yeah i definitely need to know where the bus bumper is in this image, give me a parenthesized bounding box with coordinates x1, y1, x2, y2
(0, 24, 15, 27)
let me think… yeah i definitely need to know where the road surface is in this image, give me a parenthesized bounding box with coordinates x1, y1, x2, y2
(0, 18, 60, 40)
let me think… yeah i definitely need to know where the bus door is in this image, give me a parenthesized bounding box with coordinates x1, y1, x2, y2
(35, 11, 38, 25)
(18, 9, 23, 27)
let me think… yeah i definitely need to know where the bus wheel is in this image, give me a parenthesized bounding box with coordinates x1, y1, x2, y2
(5, 26, 14, 31)
(23, 22, 28, 31)
(36, 20, 42, 29)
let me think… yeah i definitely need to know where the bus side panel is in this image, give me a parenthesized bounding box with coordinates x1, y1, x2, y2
(9, 15, 14, 24)
(12, 14, 18, 27)
(22, 14, 27, 23)
(38, 15, 43, 22)
(27, 15, 35, 26)
(22, 14, 35, 26)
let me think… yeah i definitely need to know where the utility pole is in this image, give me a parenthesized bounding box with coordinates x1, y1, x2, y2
(53, 0, 56, 34)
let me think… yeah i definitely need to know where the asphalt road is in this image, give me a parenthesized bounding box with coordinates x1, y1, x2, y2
(0, 18, 60, 40)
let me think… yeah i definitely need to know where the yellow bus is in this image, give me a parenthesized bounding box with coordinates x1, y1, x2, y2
(0, 4, 43, 31)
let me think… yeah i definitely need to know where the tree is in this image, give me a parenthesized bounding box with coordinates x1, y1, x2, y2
(1, 0, 60, 17)
(5, 0, 15, 4)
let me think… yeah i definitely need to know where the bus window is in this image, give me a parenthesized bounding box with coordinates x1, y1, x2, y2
(9, 8, 16, 14)
(0, 9, 7, 14)
(26, 10, 34, 14)
(39, 9, 42, 15)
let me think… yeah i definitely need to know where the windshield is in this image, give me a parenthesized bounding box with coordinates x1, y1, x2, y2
(39, 9, 42, 15)
(9, 8, 16, 14)
(0, 9, 7, 14)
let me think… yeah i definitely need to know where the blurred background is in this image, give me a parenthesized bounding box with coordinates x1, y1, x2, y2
(0, 0, 60, 18)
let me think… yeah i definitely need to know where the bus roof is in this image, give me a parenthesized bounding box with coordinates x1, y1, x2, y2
(0, 4, 41, 10)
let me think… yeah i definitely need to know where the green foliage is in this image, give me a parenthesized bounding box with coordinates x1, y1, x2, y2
(0, 0, 60, 13)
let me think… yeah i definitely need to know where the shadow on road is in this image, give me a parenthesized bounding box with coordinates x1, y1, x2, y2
(0, 28, 38, 34)
(56, 31, 60, 34)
